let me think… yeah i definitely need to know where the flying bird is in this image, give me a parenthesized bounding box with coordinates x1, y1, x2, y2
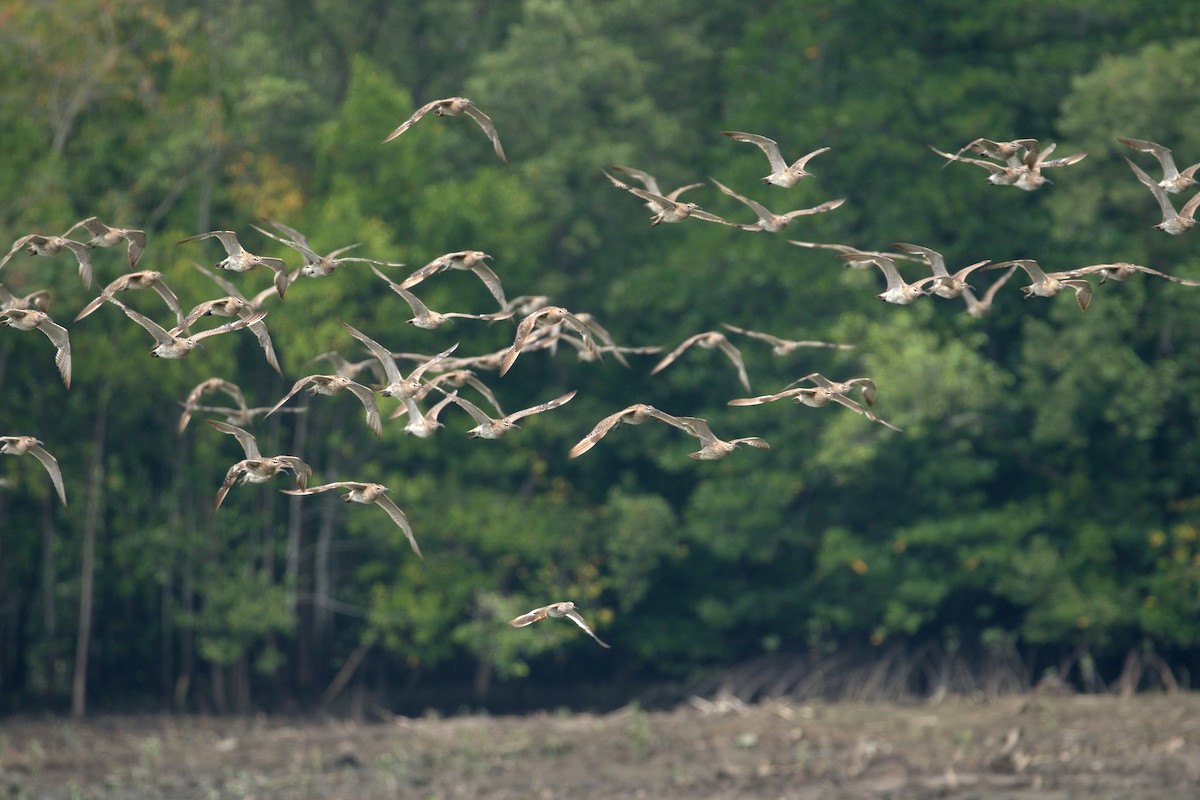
(109, 298, 263, 359)
(500, 306, 601, 376)
(177, 378, 247, 433)
(1118, 137, 1200, 194)
(1, 436, 67, 507)
(383, 96, 507, 163)
(568, 403, 691, 458)
(1, 309, 71, 388)
(721, 323, 854, 356)
(890, 243, 990, 299)
(178, 230, 292, 298)
(961, 264, 1018, 318)
(0, 234, 94, 289)
(443, 390, 577, 440)
(265, 374, 382, 438)
(672, 415, 770, 460)
(284, 481, 422, 558)
(604, 171, 736, 226)
(74, 270, 187, 328)
(721, 131, 830, 187)
(1124, 156, 1200, 235)
(710, 178, 845, 232)
(848, 253, 933, 305)
(339, 321, 457, 401)
(251, 220, 406, 278)
(986, 259, 1093, 310)
(372, 265, 514, 329)
(610, 165, 704, 211)
(207, 420, 311, 510)
(510, 601, 610, 649)
(729, 373, 902, 431)
(63, 216, 147, 268)
(399, 250, 506, 307)
(650, 330, 752, 392)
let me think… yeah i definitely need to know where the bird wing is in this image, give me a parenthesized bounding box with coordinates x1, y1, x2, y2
(28, 443, 67, 507)
(35, 315, 72, 389)
(381, 98, 444, 143)
(506, 389, 578, 424)
(563, 609, 611, 648)
(1125, 157, 1177, 221)
(344, 381, 383, 438)
(723, 131, 787, 174)
(711, 178, 774, 224)
(207, 419, 261, 460)
(339, 321, 402, 386)
(373, 494, 422, 558)
(461, 101, 508, 164)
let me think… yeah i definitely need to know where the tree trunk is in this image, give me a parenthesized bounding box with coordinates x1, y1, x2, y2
(71, 383, 110, 718)
(40, 495, 58, 701)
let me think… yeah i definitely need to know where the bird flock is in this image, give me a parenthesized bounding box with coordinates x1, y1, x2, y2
(4, 95, 1200, 651)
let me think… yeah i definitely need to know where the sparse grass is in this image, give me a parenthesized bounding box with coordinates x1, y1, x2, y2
(0, 695, 1196, 799)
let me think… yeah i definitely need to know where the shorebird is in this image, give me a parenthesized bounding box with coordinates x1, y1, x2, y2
(0, 234, 94, 289)
(1, 436, 67, 507)
(729, 374, 902, 431)
(109, 298, 263, 358)
(1124, 157, 1200, 235)
(604, 171, 736, 226)
(787, 240, 923, 268)
(510, 601, 610, 648)
(650, 330, 751, 392)
(1011, 141, 1087, 191)
(416, 369, 504, 416)
(0, 283, 51, 311)
(372, 265, 514, 329)
(207, 420, 311, 510)
(399, 250, 506, 307)
(673, 415, 770, 460)
(338, 321, 457, 400)
(180, 295, 281, 374)
(178, 230, 292, 298)
(929, 145, 1023, 186)
(568, 403, 690, 458)
(390, 391, 461, 438)
(252, 220, 406, 278)
(63, 216, 147, 268)
(74, 270, 187, 328)
(611, 165, 703, 211)
(710, 178, 845, 232)
(1057, 261, 1200, 286)
(721, 131, 830, 187)
(961, 264, 1018, 318)
(500, 306, 601, 376)
(444, 389, 577, 439)
(985, 259, 1092, 310)
(284, 481, 422, 558)
(891, 243, 990, 299)
(177, 378, 247, 433)
(945, 137, 1039, 165)
(849, 254, 933, 305)
(383, 96, 507, 163)
(311, 350, 386, 383)
(192, 262, 285, 311)
(721, 323, 854, 355)
(0, 309, 71, 388)
(1118, 137, 1200, 194)
(501, 294, 552, 316)
(265, 374, 381, 438)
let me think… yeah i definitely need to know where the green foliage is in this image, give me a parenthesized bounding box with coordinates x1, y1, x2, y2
(3, 0, 1200, 714)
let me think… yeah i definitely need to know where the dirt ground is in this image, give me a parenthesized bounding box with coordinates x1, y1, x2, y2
(1, 692, 1197, 799)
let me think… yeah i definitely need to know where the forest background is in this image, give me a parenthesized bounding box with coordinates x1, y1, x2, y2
(2, 0, 1200, 717)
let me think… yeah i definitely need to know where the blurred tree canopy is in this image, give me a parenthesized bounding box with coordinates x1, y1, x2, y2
(2, 0, 1199, 714)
